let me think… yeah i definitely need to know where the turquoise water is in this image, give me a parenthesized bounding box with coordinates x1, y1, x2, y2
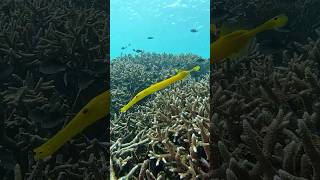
(110, 0, 210, 59)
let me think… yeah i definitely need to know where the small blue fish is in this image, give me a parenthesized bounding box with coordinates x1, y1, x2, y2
(133, 49, 143, 53)
(190, 29, 198, 33)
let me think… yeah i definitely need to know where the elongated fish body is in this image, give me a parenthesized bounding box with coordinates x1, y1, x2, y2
(211, 24, 216, 34)
(34, 90, 110, 159)
(120, 66, 200, 112)
(210, 14, 288, 64)
(211, 30, 253, 63)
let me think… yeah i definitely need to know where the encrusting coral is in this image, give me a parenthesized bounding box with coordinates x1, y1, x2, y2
(111, 53, 210, 179)
(210, 34, 320, 180)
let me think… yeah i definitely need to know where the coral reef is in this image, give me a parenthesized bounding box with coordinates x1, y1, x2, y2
(210, 35, 320, 179)
(111, 53, 210, 179)
(0, 0, 109, 179)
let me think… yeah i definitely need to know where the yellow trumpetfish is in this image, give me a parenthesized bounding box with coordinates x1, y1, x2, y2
(120, 65, 200, 113)
(210, 14, 288, 64)
(211, 23, 216, 34)
(34, 90, 110, 159)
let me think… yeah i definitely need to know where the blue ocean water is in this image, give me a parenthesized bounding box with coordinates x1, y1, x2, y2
(110, 0, 210, 60)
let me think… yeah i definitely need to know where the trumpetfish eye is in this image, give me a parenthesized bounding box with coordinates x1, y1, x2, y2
(82, 108, 88, 114)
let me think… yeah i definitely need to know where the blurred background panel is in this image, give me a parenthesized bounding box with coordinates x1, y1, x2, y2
(210, 0, 320, 179)
(0, 0, 109, 179)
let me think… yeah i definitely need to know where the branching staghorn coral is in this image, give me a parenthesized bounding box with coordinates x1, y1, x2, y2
(1, 72, 54, 108)
(111, 53, 210, 179)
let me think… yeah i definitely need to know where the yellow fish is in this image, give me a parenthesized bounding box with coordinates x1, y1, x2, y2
(34, 90, 110, 159)
(211, 23, 216, 34)
(210, 14, 288, 64)
(120, 65, 200, 112)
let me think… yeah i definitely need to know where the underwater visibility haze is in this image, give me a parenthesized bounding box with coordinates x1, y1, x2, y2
(110, 0, 210, 59)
